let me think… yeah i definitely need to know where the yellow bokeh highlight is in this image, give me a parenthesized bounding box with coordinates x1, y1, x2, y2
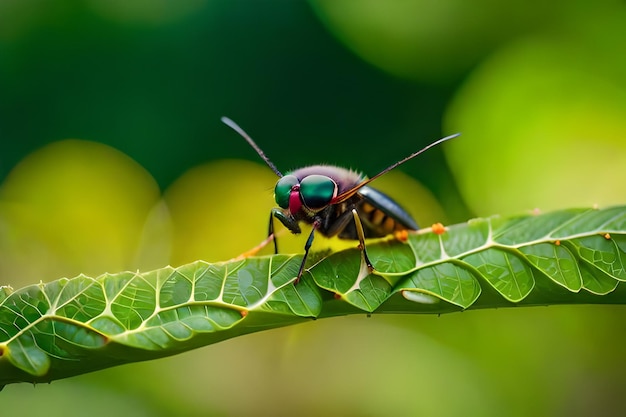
(0, 139, 161, 286)
(445, 38, 626, 216)
(164, 159, 279, 265)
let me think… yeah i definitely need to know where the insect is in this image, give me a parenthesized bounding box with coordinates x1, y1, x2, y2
(222, 117, 459, 283)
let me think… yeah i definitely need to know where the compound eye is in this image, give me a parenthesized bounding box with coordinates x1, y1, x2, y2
(299, 175, 337, 209)
(275, 175, 299, 209)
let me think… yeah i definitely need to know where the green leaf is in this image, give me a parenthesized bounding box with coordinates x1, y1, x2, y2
(2, 205, 626, 388)
(461, 248, 534, 302)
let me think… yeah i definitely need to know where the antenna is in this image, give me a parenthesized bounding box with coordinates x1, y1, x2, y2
(334, 132, 461, 203)
(221, 117, 283, 178)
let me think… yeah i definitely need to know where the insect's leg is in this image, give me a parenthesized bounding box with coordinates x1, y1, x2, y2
(230, 210, 278, 261)
(296, 219, 320, 284)
(351, 209, 374, 272)
(323, 209, 355, 237)
(230, 234, 275, 261)
(268, 211, 278, 254)
(272, 208, 302, 234)
(270, 208, 307, 283)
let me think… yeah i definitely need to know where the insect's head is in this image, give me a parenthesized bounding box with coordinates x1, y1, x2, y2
(275, 174, 338, 216)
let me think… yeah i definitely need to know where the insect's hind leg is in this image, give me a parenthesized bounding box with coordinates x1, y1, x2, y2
(229, 211, 277, 261)
(230, 234, 275, 261)
(351, 209, 374, 272)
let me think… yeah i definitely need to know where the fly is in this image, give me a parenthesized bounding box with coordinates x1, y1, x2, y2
(222, 117, 459, 283)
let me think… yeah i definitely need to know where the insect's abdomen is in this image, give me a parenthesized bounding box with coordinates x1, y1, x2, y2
(358, 201, 407, 236)
(337, 186, 418, 239)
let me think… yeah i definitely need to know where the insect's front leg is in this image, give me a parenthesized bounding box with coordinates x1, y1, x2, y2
(268, 211, 278, 254)
(271, 208, 301, 235)
(271, 208, 312, 284)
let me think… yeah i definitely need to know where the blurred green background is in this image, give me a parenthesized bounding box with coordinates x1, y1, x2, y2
(2, 1, 626, 416)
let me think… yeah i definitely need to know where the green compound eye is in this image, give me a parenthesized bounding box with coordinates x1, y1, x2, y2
(299, 175, 337, 209)
(275, 175, 299, 209)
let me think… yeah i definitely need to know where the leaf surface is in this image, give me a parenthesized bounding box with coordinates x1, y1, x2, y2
(2, 205, 626, 387)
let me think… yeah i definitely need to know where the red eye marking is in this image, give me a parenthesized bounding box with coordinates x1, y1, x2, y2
(289, 187, 302, 215)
